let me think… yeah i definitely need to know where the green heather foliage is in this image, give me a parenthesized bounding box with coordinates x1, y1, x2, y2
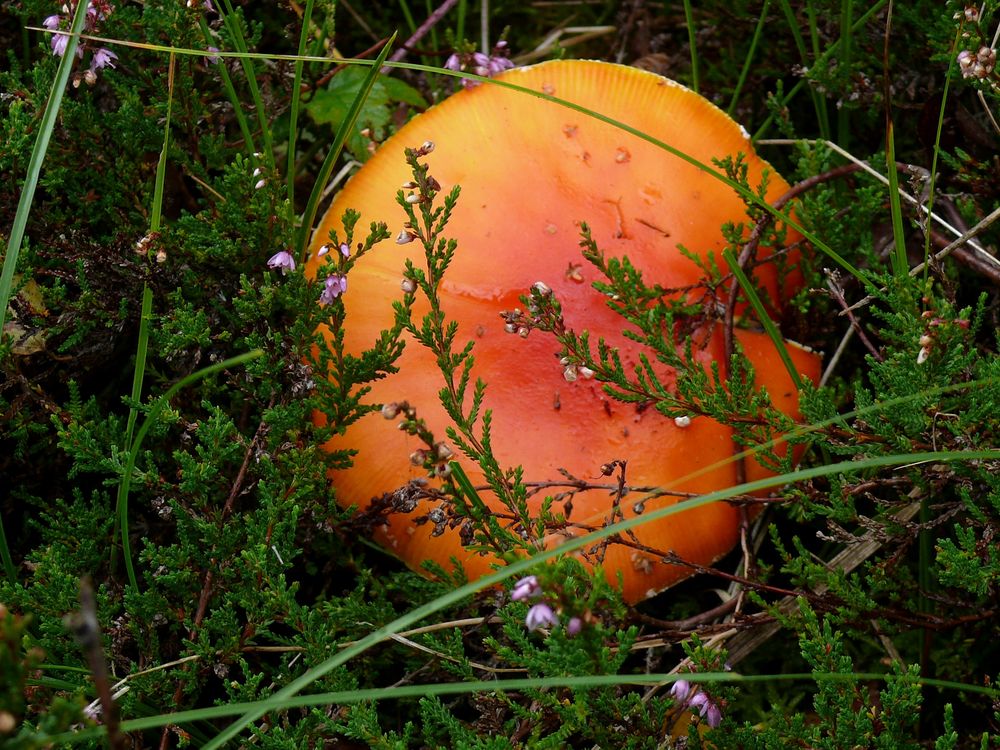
(2, 0, 1000, 747)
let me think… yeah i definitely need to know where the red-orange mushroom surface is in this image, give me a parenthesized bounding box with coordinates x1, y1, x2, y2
(308, 60, 820, 604)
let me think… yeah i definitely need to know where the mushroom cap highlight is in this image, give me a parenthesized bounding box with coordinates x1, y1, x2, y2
(309, 60, 820, 603)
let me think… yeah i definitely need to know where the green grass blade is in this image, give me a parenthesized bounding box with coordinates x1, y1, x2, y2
(217, 0, 274, 169)
(116, 351, 262, 593)
(1, 0, 88, 346)
(754, 0, 887, 140)
(198, 16, 257, 157)
(837, 0, 854, 147)
(728, 0, 771, 117)
(287, 0, 316, 214)
(723, 248, 803, 390)
(296, 34, 397, 262)
(682, 0, 699, 92)
(113, 52, 175, 580)
(0, 0, 90, 586)
(776, 0, 830, 138)
(201, 446, 999, 749)
(46, 669, 1000, 743)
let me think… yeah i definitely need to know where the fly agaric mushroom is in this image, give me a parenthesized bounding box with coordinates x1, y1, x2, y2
(309, 60, 821, 604)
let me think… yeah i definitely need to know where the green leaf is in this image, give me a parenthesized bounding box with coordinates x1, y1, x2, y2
(306, 66, 427, 160)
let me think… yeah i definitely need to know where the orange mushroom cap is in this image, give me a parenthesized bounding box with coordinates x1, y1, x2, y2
(309, 60, 820, 604)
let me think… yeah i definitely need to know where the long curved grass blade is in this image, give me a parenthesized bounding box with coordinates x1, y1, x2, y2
(116, 351, 262, 593)
(202, 447, 1000, 749)
(45, 669, 999, 744)
(0, 0, 90, 586)
(295, 33, 397, 262)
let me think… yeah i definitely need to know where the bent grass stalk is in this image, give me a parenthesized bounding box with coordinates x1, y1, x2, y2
(116, 351, 262, 593)
(113, 52, 175, 578)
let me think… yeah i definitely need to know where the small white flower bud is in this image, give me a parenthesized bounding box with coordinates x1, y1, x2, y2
(532, 281, 552, 296)
(401, 278, 417, 293)
(578, 366, 595, 379)
(381, 402, 400, 419)
(396, 229, 416, 244)
(563, 365, 578, 382)
(252, 167, 263, 177)
(674, 415, 692, 428)
(317, 244, 331, 257)
(401, 181, 417, 189)
(420, 140, 435, 153)
(517, 327, 529, 338)
(504, 322, 517, 334)
(405, 192, 420, 204)
(917, 347, 930, 365)
(254, 178, 267, 190)
(918, 334, 933, 348)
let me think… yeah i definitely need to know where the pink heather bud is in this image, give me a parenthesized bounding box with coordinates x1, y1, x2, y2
(401, 278, 417, 293)
(511, 575, 541, 601)
(381, 402, 400, 419)
(443, 53, 461, 71)
(254, 178, 267, 190)
(669, 679, 691, 703)
(578, 366, 595, 379)
(525, 602, 559, 631)
(965, 6, 979, 21)
(566, 617, 583, 636)
(317, 244, 331, 257)
(396, 228, 417, 244)
(420, 140, 435, 153)
(339, 242, 351, 257)
(563, 366, 578, 382)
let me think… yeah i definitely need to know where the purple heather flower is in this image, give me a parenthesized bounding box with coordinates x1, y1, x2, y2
(266, 250, 296, 274)
(43, 14, 60, 29)
(91, 47, 117, 70)
(525, 602, 559, 631)
(705, 702, 722, 728)
(51, 32, 70, 57)
(339, 242, 350, 257)
(443, 53, 461, 71)
(320, 274, 348, 304)
(511, 575, 541, 601)
(566, 616, 583, 636)
(205, 46, 221, 64)
(669, 679, 691, 703)
(487, 56, 514, 76)
(688, 692, 710, 715)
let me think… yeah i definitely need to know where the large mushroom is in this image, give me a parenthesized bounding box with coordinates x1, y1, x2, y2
(309, 60, 821, 604)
